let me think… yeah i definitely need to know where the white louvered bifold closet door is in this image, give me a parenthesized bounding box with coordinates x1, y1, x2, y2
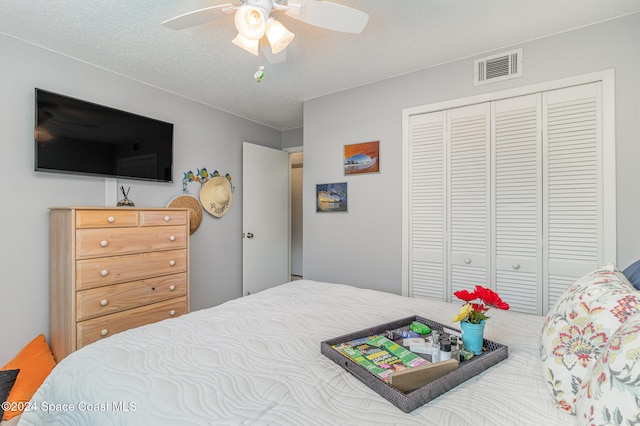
(448, 103, 491, 300)
(405, 79, 611, 315)
(543, 82, 602, 312)
(408, 111, 446, 299)
(492, 94, 543, 314)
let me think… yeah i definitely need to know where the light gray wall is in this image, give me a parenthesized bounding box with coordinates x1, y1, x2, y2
(291, 166, 303, 276)
(281, 127, 303, 149)
(303, 13, 640, 293)
(283, 128, 304, 276)
(0, 33, 281, 363)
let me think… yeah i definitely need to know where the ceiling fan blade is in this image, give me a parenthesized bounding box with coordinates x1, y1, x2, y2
(285, 0, 369, 34)
(162, 4, 234, 30)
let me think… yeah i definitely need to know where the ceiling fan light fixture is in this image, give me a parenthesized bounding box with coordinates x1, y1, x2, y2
(265, 19, 294, 55)
(232, 33, 259, 56)
(235, 5, 267, 40)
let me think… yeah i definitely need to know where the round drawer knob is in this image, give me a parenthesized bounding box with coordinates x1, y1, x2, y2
(100, 299, 108, 306)
(169, 260, 176, 266)
(107, 216, 115, 223)
(464, 258, 471, 264)
(169, 285, 176, 291)
(512, 263, 521, 270)
(101, 329, 109, 336)
(101, 269, 109, 277)
(100, 240, 108, 247)
(169, 235, 176, 241)
(169, 310, 176, 316)
(164, 216, 170, 222)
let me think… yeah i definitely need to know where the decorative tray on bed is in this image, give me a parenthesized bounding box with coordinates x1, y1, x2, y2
(320, 315, 508, 413)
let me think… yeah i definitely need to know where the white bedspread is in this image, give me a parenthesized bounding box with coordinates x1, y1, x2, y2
(19, 280, 575, 425)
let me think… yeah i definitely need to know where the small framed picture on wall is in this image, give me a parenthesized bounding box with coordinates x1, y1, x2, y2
(344, 140, 380, 175)
(316, 182, 348, 213)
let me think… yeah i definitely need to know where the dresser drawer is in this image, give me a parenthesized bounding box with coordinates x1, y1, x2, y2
(77, 296, 188, 348)
(75, 209, 139, 228)
(76, 249, 187, 290)
(76, 225, 187, 259)
(76, 273, 187, 321)
(140, 210, 188, 227)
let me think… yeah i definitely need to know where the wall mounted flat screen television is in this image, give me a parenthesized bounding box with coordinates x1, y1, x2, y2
(35, 88, 174, 182)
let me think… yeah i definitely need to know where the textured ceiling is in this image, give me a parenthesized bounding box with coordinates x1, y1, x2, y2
(1, 0, 639, 130)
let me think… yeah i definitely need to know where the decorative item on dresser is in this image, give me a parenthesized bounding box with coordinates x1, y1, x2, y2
(49, 207, 190, 361)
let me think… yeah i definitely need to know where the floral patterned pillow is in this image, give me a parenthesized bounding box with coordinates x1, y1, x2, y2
(540, 264, 640, 414)
(576, 314, 640, 424)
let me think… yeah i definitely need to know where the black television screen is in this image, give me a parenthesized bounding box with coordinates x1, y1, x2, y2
(35, 89, 174, 182)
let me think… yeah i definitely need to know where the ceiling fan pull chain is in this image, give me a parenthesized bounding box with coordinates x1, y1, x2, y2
(254, 39, 265, 82)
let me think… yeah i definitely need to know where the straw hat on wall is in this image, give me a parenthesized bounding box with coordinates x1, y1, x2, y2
(167, 194, 203, 234)
(199, 176, 233, 217)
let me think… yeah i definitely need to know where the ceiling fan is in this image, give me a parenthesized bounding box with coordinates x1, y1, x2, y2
(162, 0, 369, 64)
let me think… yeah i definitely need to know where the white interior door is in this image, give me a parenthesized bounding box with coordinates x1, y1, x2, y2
(242, 142, 290, 295)
(492, 94, 543, 314)
(447, 103, 491, 301)
(408, 111, 447, 299)
(543, 82, 603, 311)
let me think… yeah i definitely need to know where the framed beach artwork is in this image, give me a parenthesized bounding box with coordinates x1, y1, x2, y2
(344, 141, 380, 175)
(316, 182, 348, 213)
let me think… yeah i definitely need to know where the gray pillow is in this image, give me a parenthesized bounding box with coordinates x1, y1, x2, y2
(623, 259, 640, 290)
(0, 369, 19, 419)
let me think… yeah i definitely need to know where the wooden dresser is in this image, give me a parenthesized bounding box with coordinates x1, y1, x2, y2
(49, 207, 190, 361)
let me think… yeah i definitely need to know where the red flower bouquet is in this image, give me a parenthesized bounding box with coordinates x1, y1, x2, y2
(452, 285, 510, 324)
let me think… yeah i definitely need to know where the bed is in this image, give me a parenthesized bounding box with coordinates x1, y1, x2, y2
(19, 280, 574, 425)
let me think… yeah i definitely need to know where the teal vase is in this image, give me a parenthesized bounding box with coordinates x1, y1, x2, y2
(460, 320, 485, 355)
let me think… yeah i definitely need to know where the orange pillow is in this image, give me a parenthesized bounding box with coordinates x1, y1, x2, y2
(2, 334, 56, 420)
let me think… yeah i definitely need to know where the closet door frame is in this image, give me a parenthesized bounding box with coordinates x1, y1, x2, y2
(402, 69, 616, 302)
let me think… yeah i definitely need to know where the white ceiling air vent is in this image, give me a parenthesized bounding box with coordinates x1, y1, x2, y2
(474, 48, 522, 86)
